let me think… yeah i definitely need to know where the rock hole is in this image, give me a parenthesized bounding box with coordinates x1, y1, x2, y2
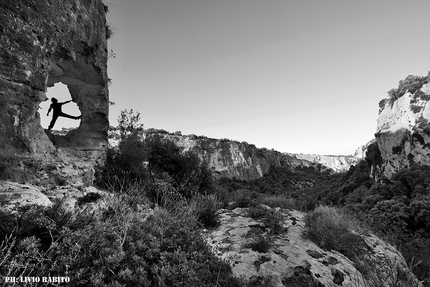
(41, 83, 81, 134)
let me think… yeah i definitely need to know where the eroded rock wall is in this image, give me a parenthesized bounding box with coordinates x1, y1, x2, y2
(287, 153, 359, 173)
(0, 0, 109, 164)
(376, 79, 430, 178)
(138, 131, 358, 180)
(165, 135, 309, 180)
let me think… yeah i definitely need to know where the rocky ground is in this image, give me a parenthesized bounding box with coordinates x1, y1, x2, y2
(204, 206, 421, 287)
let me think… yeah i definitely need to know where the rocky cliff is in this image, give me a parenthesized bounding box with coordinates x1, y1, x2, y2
(287, 153, 359, 173)
(0, 0, 110, 183)
(120, 129, 360, 180)
(375, 73, 430, 178)
(145, 131, 314, 180)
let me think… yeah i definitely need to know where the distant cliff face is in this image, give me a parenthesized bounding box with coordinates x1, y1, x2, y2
(133, 130, 359, 180)
(0, 0, 109, 164)
(353, 139, 377, 160)
(375, 74, 430, 178)
(144, 132, 310, 180)
(287, 153, 359, 173)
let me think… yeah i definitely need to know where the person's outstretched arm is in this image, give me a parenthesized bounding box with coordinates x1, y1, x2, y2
(60, 100, 73, 105)
(47, 105, 52, 116)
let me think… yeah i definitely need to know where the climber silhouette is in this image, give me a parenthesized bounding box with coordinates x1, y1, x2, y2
(47, 97, 81, 130)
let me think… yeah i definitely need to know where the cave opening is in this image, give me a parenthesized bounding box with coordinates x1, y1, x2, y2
(41, 83, 82, 134)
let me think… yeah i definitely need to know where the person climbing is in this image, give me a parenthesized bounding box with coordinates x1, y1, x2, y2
(47, 97, 81, 130)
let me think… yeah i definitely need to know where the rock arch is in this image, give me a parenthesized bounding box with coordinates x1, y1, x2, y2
(44, 42, 109, 158)
(0, 0, 109, 166)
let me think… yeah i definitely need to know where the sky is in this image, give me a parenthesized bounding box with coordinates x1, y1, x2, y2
(40, 0, 430, 155)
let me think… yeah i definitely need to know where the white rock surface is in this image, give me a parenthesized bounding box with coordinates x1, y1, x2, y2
(287, 153, 360, 173)
(376, 82, 430, 178)
(205, 207, 421, 287)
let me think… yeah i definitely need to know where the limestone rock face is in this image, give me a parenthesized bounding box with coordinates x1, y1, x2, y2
(0, 0, 109, 167)
(287, 153, 360, 173)
(205, 207, 421, 287)
(135, 130, 360, 180)
(375, 80, 430, 178)
(142, 131, 319, 180)
(353, 139, 376, 160)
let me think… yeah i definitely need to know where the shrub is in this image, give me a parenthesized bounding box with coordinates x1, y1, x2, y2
(411, 104, 422, 114)
(247, 206, 284, 235)
(105, 23, 113, 39)
(247, 205, 269, 219)
(0, 194, 243, 286)
(228, 189, 258, 209)
(262, 210, 284, 235)
(191, 194, 221, 229)
(95, 110, 149, 191)
(257, 195, 297, 210)
(245, 236, 271, 253)
(102, 3, 109, 13)
(304, 205, 369, 259)
(146, 135, 214, 198)
(388, 74, 429, 103)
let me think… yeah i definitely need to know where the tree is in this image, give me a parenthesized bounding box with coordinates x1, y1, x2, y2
(96, 109, 148, 190)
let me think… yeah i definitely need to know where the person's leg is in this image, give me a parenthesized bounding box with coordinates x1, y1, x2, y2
(59, 112, 81, 120)
(48, 115, 59, 130)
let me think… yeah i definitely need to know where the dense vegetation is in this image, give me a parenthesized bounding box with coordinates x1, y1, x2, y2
(0, 198, 240, 286)
(1, 109, 430, 285)
(219, 142, 430, 285)
(0, 110, 239, 287)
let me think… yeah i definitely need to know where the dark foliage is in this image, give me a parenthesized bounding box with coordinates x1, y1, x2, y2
(245, 236, 271, 253)
(95, 110, 149, 191)
(193, 195, 221, 229)
(388, 74, 429, 103)
(146, 135, 214, 198)
(304, 206, 370, 260)
(0, 198, 241, 287)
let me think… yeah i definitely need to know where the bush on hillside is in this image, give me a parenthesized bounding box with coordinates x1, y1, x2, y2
(303, 205, 369, 260)
(256, 195, 298, 210)
(146, 135, 214, 198)
(245, 235, 271, 253)
(96, 110, 214, 200)
(191, 194, 221, 229)
(388, 74, 429, 103)
(0, 194, 242, 287)
(247, 205, 284, 235)
(95, 110, 149, 191)
(227, 189, 259, 209)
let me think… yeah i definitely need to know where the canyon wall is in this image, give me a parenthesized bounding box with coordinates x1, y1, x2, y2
(287, 153, 359, 173)
(375, 74, 430, 178)
(124, 130, 361, 180)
